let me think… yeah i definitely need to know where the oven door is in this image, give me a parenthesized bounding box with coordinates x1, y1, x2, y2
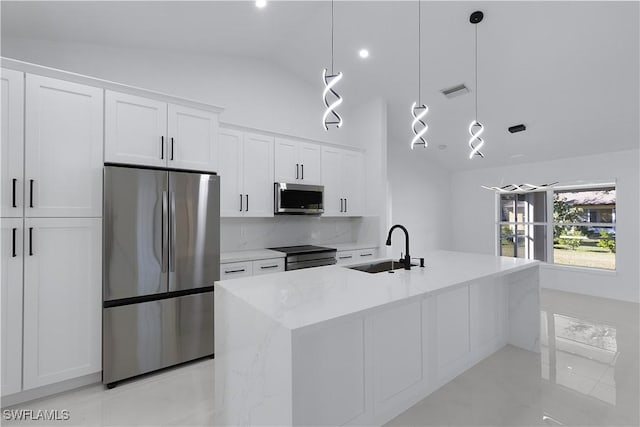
(274, 183, 324, 214)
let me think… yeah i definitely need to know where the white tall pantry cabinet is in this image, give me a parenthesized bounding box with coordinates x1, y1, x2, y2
(1, 69, 103, 397)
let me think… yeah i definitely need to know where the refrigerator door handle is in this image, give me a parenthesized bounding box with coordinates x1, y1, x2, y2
(169, 191, 177, 272)
(162, 191, 168, 273)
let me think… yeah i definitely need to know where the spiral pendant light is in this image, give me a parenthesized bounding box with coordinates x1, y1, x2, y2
(410, 0, 429, 149)
(468, 11, 485, 159)
(322, 0, 343, 130)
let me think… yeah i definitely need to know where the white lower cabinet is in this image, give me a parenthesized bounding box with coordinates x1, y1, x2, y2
(22, 218, 102, 390)
(436, 285, 470, 381)
(220, 257, 284, 280)
(220, 261, 253, 280)
(336, 248, 378, 265)
(252, 258, 285, 276)
(1, 218, 23, 396)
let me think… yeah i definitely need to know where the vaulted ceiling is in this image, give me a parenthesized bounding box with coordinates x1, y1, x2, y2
(2, 1, 638, 170)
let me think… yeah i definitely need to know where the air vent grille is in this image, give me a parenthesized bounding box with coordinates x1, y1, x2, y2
(441, 84, 469, 99)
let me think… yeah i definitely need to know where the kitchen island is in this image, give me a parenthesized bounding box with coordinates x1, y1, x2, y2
(213, 250, 540, 426)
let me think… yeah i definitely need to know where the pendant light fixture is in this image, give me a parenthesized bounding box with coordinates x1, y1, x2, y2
(468, 11, 485, 159)
(410, 0, 428, 149)
(322, 0, 343, 130)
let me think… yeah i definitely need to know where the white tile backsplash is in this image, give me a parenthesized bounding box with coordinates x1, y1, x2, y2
(221, 216, 380, 252)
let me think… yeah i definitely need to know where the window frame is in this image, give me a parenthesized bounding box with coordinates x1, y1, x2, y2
(494, 181, 617, 272)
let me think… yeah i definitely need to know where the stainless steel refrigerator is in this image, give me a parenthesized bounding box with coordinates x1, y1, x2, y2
(102, 165, 219, 387)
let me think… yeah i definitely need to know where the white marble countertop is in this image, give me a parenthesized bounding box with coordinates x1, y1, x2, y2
(220, 249, 285, 263)
(215, 250, 539, 330)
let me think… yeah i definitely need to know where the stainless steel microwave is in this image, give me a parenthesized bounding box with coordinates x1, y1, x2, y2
(274, 183, 324, 214)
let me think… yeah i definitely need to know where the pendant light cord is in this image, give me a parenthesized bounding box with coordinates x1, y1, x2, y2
(418, 0, 421, 106)
(475, 24, 478, 122)
(331, 0, 334, 74)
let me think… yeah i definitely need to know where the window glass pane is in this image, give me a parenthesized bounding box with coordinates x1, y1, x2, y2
(554, 187, 616, 224)
(500, 223, 547, 261)
(553, 225, 616, 270)
(500, 194, 516, 222)
(500, 224, 516, 257)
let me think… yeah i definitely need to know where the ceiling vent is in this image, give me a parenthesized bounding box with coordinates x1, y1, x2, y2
(508, 124, 527, 133)
(440, 84, 469, 99)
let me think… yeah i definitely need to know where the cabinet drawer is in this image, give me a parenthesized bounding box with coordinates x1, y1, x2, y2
(336, 251, 356, 265)
(356, 248, 378, 259)
(220, 261, 253, 279)
(253, 258, 285, 276)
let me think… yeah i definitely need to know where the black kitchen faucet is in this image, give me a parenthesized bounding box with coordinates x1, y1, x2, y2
(386, 224, 411, 270)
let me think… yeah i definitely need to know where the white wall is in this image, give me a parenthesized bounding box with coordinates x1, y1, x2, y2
(2, 37, 386, 249)
(387, 138, 452, 259)
(451, 149, 640, 303)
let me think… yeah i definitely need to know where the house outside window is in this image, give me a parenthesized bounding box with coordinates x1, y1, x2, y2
(497, 184, 616, 270)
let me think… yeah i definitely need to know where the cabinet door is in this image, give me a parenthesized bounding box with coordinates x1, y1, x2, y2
(342, 150, 363, 216)
(321, 146, 343, 215)
(1, 218, 23, 396)
(274, 137, 298, 183)
(1, 69, 24, 218)
(242, 133, 274, 217)
(23, 218, 101, 389)
(336, 250, 356, 265)
(218, 129, 244, 217)
(167, 104, 218, 172)
(298, 142, 322, 185)
(25, 75, 103, 218)
(105, 91, 167, 168)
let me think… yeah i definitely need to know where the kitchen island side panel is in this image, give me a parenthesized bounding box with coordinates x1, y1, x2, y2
(213, 285, 293, 426)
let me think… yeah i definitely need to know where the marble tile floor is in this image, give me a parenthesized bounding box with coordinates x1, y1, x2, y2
(3, 288, 638, 427)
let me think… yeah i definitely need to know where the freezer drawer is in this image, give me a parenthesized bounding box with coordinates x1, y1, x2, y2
(102, 291, 214, 385)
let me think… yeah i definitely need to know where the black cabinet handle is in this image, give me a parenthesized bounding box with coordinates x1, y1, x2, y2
(360, 253, 373, 257)
(29, 179, 34, 208)
(340, 198, 343, 212)
(245, 194, 249, 211)
(301, 164, 304, 180)
(296, 164, 299, 179)
(338, 255, 352, 259)
(161, 136, 164, 159)
(171, 137, 174, 160)
(345, 198, 347, 213)
(12, 179, 17, 208)
(239, 194, 243, 212)
(12, 228, 17, 257)
(225, 268, 246, 274)
(29, 227, 33, 256)
(260, 264, 279, 269)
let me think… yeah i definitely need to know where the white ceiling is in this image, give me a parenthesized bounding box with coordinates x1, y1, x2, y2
(2, 1, 639, 171)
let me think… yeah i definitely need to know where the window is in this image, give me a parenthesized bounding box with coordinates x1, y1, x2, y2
(553, 186, 616, 270)
(496, 183, 616, 270)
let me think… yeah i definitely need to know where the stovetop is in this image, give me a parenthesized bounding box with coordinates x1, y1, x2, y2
(268, 245, 337, 255)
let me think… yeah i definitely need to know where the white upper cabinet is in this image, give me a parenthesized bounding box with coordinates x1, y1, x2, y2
(217, 128, 274, 218)
(105, 91, 167, 168)
(243, 133, 274, 217)
(25, 74, 103, 218)
(105, 91, 219, 172)
(1, 69, 24, 218)
(321, 146, 364, 216)
(22, 217, 102, 390)
(274, 137, 321, 185)
(167, 104, 218, 172)
(218, 129, 244, 217)
(1, 218, 23, 396)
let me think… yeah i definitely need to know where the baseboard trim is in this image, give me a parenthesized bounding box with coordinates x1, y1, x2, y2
(1, 373, 101, 408)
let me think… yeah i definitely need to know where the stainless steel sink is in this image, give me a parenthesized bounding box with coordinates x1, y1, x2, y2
(347, 259, 417, 274)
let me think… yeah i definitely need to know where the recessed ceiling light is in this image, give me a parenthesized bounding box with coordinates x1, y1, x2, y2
(358, 49, 369, 59)
(255, 0, 267, 9)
